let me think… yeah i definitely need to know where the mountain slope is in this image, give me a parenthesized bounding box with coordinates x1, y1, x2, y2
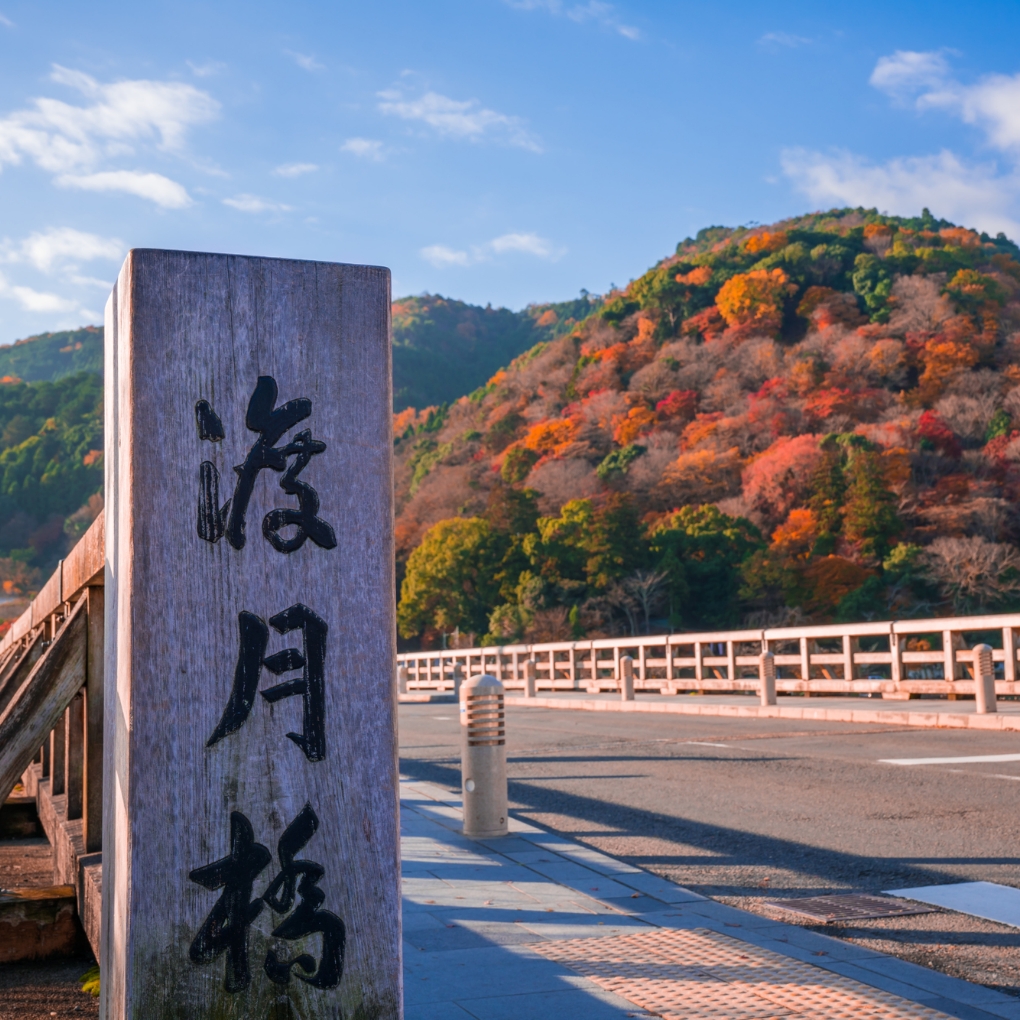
(394, 207, 1020, 646)
(0, 327, 102, 383)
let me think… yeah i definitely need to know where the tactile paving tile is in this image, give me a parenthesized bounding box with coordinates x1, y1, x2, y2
(533, 927, 954, 1019)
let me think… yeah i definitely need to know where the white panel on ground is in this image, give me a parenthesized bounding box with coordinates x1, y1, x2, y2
(879, 753, 1020, 765)
(884, 881, 1020, 928)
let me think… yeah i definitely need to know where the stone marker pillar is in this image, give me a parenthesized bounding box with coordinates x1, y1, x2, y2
(759, 651, 777, 707)
(524, 659, 536, 698)
(398, 665, 409, 695)
(619, 655, 635, 701)
(102, 250, 400, 1020)
(974, 643, 997, 714)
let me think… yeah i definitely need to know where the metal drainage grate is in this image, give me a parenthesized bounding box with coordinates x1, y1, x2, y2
(763, 893, 935, 922)
(534, 927, 953, 1019)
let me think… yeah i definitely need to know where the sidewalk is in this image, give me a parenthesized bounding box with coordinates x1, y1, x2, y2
(400, 778, 1020, 1020)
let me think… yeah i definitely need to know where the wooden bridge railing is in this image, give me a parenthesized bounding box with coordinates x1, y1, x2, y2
(398, 614, 1020, 700)
(0, 510, 105, 953)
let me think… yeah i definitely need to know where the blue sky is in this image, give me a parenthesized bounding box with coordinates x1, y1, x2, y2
(0, 0, 1019, 343)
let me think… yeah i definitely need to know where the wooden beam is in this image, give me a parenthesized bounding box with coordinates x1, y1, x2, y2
(82, 585, 104, 853)
(0, 629, 45, 718)
(0, 597, 87, 805)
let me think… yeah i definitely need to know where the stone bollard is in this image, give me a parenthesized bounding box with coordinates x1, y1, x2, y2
(453, 662, 464, 698)
(620, 655, 635, 701)
(524, 659, 537, 698)
(398, 665, 409, 695)
(974, 643, 997, 714)
(460, 674, 508, 837)
(760, 650, 777, 706)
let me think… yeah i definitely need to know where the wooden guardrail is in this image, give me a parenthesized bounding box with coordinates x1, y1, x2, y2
(397, 614, 1020, 700)
(0, 510, 104, 955)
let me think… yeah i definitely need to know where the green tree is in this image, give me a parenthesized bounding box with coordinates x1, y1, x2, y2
(397, 517, 502, 639)
(851, 253, 893, 321)
(841, 444, 901, 561)
(649, 505, 762, 628)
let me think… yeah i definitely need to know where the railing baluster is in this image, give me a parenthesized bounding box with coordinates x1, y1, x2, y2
(65, 692, 85, 821)
(83, 584, 104, 853)
(50, 712, 66, 796)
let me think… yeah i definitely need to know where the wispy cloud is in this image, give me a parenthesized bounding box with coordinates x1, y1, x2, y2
(783, 51, 1020, 238)
(378, 89, 541, 152)
(57, 170, 192, 208)
(3, 227, 123, 273)
(505, 0, 638, 40)
(0, 12, 13, 28)
(0, 271, 78, 313)
(0, 65, 216, 207)
(187, 60, 226, 78)
(273, 162, 319, 177)
(420, 231, 564, 268)
(782, 147, 1020, 238)
(222, 193, 293, 213)
(341, 137, 384, 160)
(758, 31, 812, 48)
(285, 50, 323, 72)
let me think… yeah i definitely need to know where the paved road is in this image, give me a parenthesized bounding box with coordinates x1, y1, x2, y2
(399, 702, 1020, 995)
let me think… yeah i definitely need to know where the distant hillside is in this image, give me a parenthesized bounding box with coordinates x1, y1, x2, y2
(392, 293, 599, 409)
(0, 327, 102, 383)
(0, 296, 598, 410)
(394, 207, 1020, 647)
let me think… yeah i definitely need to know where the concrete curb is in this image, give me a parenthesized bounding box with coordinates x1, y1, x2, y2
(505, 694, 1020, 730)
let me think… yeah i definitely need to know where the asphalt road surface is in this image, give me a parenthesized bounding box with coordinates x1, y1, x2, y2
(399, 701, 1020, 996)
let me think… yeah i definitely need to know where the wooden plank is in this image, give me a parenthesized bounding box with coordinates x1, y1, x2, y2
(29, 564, 62, 629)
(0, 629, 45, 718)
(61, 511, 105, 598)
(102, 250, 398, 1020)
(0, 597, 87, 805)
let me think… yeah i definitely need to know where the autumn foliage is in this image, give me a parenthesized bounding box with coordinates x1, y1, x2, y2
(394, 207, 1020, 644)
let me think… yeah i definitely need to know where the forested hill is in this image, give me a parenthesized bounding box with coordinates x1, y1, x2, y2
(392, 293, 599, 408)
(395, 207, 1020, 648)
(0, 327, 101, 383)
(0, 292, 591, 616)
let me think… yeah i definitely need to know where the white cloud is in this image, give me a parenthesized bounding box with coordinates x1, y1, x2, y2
(781, 147, 1020, 237)
(0, 13, 12, 28)
(758, 31, 812, 48)
(420, 244, 472, 268)
(285, 50, 323, 72)
(187, 60, 226, 78)
(0, 65, 216, 207)
(378, 90, 541, 152)
(222, 193, 293, 213)
(505, 0, 639, 40)
(869, 49, 951, 99)
(341, 138, 384, 160)
(0, 271, 78, 313)
(273, 162, 319, 177)
(57, 170, 192, 208)
(6, 227, 123, 273)
(489, 232, 557, 257)
(421, 231, 563, 268)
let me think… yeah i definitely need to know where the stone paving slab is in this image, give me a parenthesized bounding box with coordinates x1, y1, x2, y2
(401, 777, 1020, 1019)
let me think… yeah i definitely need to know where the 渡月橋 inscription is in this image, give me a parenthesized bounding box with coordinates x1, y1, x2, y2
(102, 250, 399, 1020)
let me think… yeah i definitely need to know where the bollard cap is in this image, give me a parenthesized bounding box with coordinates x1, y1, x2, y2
(461, 673, 504, 694)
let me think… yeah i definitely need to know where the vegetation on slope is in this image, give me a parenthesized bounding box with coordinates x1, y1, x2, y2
(395, 208, 1020, 647)
(0, 372, 103, 619)
(0, 327, 102, 383)
(392, 293, 599, 409)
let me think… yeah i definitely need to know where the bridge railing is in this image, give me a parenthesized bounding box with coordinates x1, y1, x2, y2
(397, 614, 1020, 700)
(0, 510, 105, 954)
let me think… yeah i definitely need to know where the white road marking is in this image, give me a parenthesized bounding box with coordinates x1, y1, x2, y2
(884, 881, 1020, 928)
(880, 753, 1020, 766)
(686, 741, 733, 748)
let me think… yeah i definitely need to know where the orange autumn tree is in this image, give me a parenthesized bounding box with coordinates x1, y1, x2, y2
(715, 268, 795, 334)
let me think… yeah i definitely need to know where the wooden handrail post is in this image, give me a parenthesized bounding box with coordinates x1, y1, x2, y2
(50, 712, 66, 796)
(83, 584, 104, 852)
(65, 692, 85, 820)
